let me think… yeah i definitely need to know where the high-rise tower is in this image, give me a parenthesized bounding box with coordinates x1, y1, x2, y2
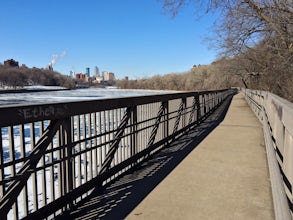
(94, 66, 100, 76)
(69, 70, 74, 78)
(86, 67, 90, 77)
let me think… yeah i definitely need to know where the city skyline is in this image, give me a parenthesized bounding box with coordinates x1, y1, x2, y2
(69, 65, 116, 80)
(0, 0, 218, 79)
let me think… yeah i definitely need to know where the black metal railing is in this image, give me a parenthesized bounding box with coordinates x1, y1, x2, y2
(0, 89, 234, 219)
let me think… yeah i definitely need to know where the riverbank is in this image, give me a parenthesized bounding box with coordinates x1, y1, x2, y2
(0, 86, 70, 94)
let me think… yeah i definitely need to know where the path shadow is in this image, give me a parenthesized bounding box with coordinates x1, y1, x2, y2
(57, 94, 234, 220)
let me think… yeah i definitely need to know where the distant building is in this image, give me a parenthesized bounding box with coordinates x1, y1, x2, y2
(93, 76, 103, 83)
(94, 66, 100, 76)
(86, 67, 90, 77)
(75, 73, 85, 80)
(75, 73, 88, 82)
(69, 70, 74, 78)
(4, 59, 19, 67)
(103, 71, 115, 81)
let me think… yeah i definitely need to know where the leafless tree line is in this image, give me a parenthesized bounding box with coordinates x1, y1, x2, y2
(0, 65, 76, 89)
(116, 64, 242, 92)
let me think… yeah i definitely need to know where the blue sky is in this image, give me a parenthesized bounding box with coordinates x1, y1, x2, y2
(0, 0, 217, 79)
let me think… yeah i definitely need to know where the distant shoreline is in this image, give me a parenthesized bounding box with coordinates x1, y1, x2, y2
(0, 88, 70, 94)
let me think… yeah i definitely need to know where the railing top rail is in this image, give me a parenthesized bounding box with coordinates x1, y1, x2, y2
(243, 88, 293, 113)
(0, 89, 230, 127)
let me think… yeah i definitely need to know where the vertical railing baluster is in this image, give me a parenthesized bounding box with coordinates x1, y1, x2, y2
(163, 101, 169, 147)
(130, 106, 137, 166)
(60, 121, 66, 205)
(159, 102, 163, 141)
(102, 111, 106, 168)
(196, 93, 201, 123)
(62, 117, 73, 209)
(70, 117, 76, 193)
(77, 115, 81, 189)
(30, 123, 38, 212)
(98, 111, 102, 174)
(140, 105, 143, 153)
(203, 94, 206, 115)
(107, 110, 111, 170)
(56, 128, 63, 202)
(93, 113, 97, 178)
(19, 124, 28, 217)
(110, 109, 119, 168)
(49, 138, 55, 215)
(0, 128, 7, 220)
(39, 121, 47, 209)
(114, 109, 123, 166)
(182, 98, 187, 129)
(82, 114, 87, 184)
(121, 108, 125, 164)
(88, 114, 93, 181)
(0, 129, 4, 199)
(8, 126, 18, 219)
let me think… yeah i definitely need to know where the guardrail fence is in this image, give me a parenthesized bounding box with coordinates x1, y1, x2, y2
(242, 88, 293, 220)
(0, 89, 234, 219)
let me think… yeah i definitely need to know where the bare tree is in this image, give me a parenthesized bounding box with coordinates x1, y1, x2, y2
(160, 0, 292, 53)
(159, 0, 293, 100)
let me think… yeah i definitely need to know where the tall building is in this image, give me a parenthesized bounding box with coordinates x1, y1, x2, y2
(86, 67, 90, 77)
(69, 70, 74, 78)
(103, 71, 115, 81)
(94, 66, 100, 76)
(75, 73, 88, 82)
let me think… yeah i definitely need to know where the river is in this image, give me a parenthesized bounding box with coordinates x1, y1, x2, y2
(0, 87, 170, 105)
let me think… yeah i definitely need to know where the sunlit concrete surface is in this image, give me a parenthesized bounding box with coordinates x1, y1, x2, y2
(126, 94, 274, 220)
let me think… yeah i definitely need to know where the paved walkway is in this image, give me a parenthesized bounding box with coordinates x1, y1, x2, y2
(126, 94, 274, 220)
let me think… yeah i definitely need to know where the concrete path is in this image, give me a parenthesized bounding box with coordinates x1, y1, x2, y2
(126, 94, 274, 220)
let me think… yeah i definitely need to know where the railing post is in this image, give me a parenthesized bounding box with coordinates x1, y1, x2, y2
(196, 93, 201, 123)
(0, 134, 5, 220)
(182, 97, 187, 128)
(130, 106, 137, 164)
(187, 96, 196, 126)
(59, 117, 74, 210)
(203, 94, 207, 115)
(64, 117, 73, 195)
(163, 101, 169, 147)
(213, 92, 216, 109)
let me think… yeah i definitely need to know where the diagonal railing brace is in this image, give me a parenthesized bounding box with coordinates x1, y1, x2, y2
(0, 119, 63, 219)
(172, 99, 185, 134)
(99, 107, 132, 174)
(146, 103, 165, 148)
(187, 96, 197, 125)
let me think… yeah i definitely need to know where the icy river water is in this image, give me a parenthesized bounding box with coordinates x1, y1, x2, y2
(0, 87, 169, 105)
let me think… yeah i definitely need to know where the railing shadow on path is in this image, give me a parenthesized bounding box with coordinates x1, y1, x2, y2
(56, 94, 235, 220)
